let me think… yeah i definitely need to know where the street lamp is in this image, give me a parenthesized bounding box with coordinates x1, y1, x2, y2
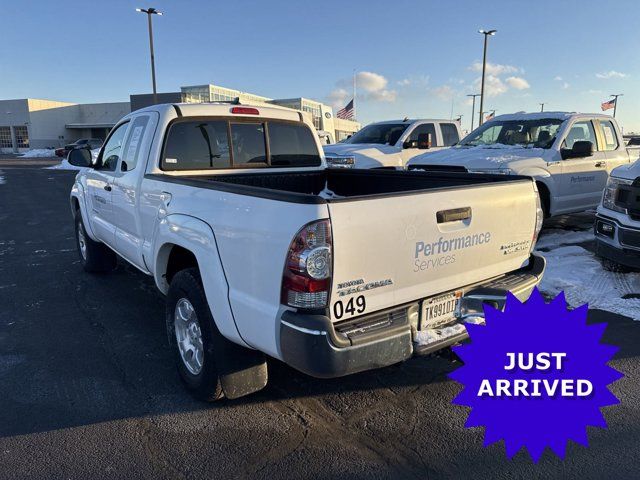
(466, 93, 481, 131)
(136, 7, 163, 105)
(478, 29, 497, 126)
(539, 103, 545, 112)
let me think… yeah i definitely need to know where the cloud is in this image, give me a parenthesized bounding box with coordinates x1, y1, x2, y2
(596, 70, 628, 79)
(554, 76, 563, 81)
(505, 76, 530, 90)
(327, 88, 349, 108)
(586, 89, 603, 95)
(469, 62, 520, 76)
(396, 74, 430, 87)
(472, 75, 507, 97)
(329, 71, 397, 106)
(431, 85, 455, 101)
(561, 82, 570, 90)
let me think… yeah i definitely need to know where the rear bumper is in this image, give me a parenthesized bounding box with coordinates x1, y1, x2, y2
(280, 253, 546, 378)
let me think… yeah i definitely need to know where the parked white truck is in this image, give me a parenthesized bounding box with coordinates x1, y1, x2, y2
(68, 103, 545, 401)
(407, 112, 633, 217)
(595, 159, 640, 270)
(323, 119, 462, 169)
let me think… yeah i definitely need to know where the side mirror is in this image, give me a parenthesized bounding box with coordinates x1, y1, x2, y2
(562, 140, 594, 159)
(403, 140, 418, 149)
(417, 133, 432, 149)
(67, 148, 92, 167)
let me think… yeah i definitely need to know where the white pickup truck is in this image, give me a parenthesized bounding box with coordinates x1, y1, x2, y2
(68, 103, 545, 401)
(323, 119, 462, 169)
(595, 160, 640, 270)
(407, 112, 633, 217)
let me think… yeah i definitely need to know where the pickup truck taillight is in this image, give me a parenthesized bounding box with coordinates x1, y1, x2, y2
(281, 220, 332, 309)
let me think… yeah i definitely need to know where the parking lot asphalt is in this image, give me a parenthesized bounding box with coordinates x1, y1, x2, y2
(0, 166, 639, 480)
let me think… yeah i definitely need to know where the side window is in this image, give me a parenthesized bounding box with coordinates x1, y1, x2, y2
(440, 123, 460, 146)
(230, 123, 267, 165)
(162, 121, 230, 170)
(121, 115, 150, 172)
(478, 125, 500, 144)
(268, 122, 321, 167)
(563, 121, 597, 150)
(599, 120, 619, 151)
(99, 122, 129, 171)
(408, 123, 437, 146)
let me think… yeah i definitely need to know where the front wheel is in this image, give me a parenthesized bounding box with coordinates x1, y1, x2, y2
(75, 214, 117, 273)
(166, 268, 224, 402)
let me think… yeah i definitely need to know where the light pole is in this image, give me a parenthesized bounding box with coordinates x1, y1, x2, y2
(467, 93, 480, 131)
(136, 7, 163, 105)
(478, 29, 497, 126)
(610, 94, 623, 118)
(539, 103, 545, 112)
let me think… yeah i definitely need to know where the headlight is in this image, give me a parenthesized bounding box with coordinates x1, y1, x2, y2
(602, 177, 632, 213)
(325, 156, 355, 169)
(467, 168, 512, 175)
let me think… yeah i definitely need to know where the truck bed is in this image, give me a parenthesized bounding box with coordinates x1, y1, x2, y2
(146, 169, 532, 204)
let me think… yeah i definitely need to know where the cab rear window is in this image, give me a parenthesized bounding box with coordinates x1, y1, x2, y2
(162, 119, 321, 170)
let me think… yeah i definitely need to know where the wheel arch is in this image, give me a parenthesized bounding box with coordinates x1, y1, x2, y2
(153, 214, 248, 348)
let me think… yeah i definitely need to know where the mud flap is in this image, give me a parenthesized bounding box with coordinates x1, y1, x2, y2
(212, 338, 268, 400)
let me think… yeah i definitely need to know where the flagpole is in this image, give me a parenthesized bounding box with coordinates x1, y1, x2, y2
(610, 94, 623, 118)
(353, 69, 357, 120)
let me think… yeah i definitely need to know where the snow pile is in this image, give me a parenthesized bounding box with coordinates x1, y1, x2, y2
(317, 181, 343, 199)
(536, 239, 640, 320)
(535, 229, 594, 250)
(19, 149, 57, 158)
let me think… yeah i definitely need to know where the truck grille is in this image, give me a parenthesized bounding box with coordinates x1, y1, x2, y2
(619, 228, 640, 249)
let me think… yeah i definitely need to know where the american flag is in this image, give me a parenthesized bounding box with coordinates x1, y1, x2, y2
(601, 98, 616, 111)
(336, 99, 354, 120)
(485, 111, 495, 121)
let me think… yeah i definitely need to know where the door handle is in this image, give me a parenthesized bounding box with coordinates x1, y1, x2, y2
(104, 184, 112, 191)
(595, 161, 606, 168)
(437, 207, 472, 223)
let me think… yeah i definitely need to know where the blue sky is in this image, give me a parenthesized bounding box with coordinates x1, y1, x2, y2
(2, 0, 639, 131)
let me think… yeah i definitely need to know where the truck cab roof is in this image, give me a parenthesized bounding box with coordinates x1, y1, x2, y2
(130, 102, 306, 123)
(489, 111, 614, 122)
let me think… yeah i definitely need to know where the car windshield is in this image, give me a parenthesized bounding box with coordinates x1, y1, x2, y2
(344, 123, 409, 145)
(460, 118, 564, 149)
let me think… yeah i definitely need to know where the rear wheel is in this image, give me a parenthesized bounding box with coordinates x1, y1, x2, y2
(166, 268, 224, 402)
(75, 215, 117, 273)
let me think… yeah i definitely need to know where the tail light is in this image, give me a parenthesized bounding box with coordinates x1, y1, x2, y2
(281, 220, 332, 309)
(531, 183, 545, 251)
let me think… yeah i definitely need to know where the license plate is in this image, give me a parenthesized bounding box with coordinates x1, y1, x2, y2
(421, 290, 462, 329)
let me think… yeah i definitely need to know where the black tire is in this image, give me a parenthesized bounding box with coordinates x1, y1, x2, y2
(75, 214, 117, 273)
(166, 268, 224, 402)
(537, 186, 550, 219)
(601, 257, 632, 273)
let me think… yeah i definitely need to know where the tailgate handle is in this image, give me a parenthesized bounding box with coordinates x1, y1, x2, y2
(437, 207, 472, 223)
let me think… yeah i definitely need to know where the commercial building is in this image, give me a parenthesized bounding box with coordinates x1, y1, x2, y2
(0, 98, 130, 153)
(132, 84, 362, 142)
(1, 84, 359, 153)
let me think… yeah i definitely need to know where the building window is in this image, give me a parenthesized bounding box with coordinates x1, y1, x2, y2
(336, 130, 353, 142)
(14, 126, 29, 148)
(0, 127, 11, 148)
(302, 104, 322, 129)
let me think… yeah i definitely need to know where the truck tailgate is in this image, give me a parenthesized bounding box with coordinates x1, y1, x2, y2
(328, 180, 537, 321)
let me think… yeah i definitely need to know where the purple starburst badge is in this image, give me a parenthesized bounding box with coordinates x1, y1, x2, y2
(449, 288, 623, 462)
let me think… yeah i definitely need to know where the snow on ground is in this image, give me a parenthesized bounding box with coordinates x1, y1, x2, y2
(19, 149, 57, 158)
(535, 225, 640, 320)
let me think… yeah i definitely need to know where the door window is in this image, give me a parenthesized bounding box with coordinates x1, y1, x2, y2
(99, 122, 129, 171)
(563, 121, 597, 150)
(120, 116, 150, 172)
(440, 123, 460, 146)
(408, 123, 437, 146)
(598, 120, 619, 151)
